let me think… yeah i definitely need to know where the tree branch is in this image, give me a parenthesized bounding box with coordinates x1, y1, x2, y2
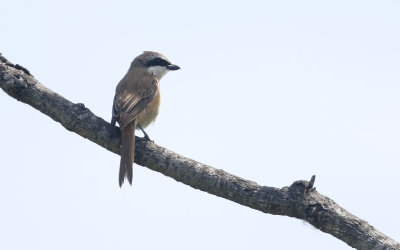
(1, 53, 398, 250)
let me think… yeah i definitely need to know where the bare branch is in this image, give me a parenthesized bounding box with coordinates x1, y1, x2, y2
(1, 53, 399, 250)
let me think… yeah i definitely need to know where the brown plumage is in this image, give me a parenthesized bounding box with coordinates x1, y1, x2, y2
(111, 51, 180, 187)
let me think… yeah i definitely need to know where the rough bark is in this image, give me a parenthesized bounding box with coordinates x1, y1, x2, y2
(1, 53, 399, 250)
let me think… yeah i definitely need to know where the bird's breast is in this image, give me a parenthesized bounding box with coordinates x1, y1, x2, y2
(136, 86, 161, 128)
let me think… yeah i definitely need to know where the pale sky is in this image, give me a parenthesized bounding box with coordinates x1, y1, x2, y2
(1, 1, 399, 249)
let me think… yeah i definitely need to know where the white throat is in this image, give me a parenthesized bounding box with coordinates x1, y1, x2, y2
(147, 66, 168, 80)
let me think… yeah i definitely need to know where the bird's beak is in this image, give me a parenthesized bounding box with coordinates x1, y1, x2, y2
(166, 64, 180, 71)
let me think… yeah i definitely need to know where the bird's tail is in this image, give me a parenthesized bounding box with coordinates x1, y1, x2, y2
(119, 120, 136, 187)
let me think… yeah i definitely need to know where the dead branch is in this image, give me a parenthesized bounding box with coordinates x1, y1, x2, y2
(1, 53, 399, 250)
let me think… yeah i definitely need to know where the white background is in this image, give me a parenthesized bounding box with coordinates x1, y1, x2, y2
(1, 1, 399, 249)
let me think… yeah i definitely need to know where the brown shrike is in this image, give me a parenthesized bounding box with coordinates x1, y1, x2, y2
(111, 51, 180, 187)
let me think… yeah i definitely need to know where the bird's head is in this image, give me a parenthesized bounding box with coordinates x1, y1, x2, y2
(133, 51, 180, 80)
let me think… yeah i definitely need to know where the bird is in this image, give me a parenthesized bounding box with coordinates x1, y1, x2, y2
(111, 51, 180, 187)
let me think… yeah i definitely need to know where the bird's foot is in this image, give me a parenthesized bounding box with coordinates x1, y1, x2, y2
(143, 134, 153, 142)
(108, 125, 120, 139)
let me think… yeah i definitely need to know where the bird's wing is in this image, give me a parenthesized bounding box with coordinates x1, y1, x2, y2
(112, 79, 158, 128)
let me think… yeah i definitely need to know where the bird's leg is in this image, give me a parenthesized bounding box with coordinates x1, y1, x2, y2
(138, 125, 152, 142)
(109, 117, 120, 138)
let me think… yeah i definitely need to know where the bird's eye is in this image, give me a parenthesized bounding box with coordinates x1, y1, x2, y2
(147, 58, 170, 67)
